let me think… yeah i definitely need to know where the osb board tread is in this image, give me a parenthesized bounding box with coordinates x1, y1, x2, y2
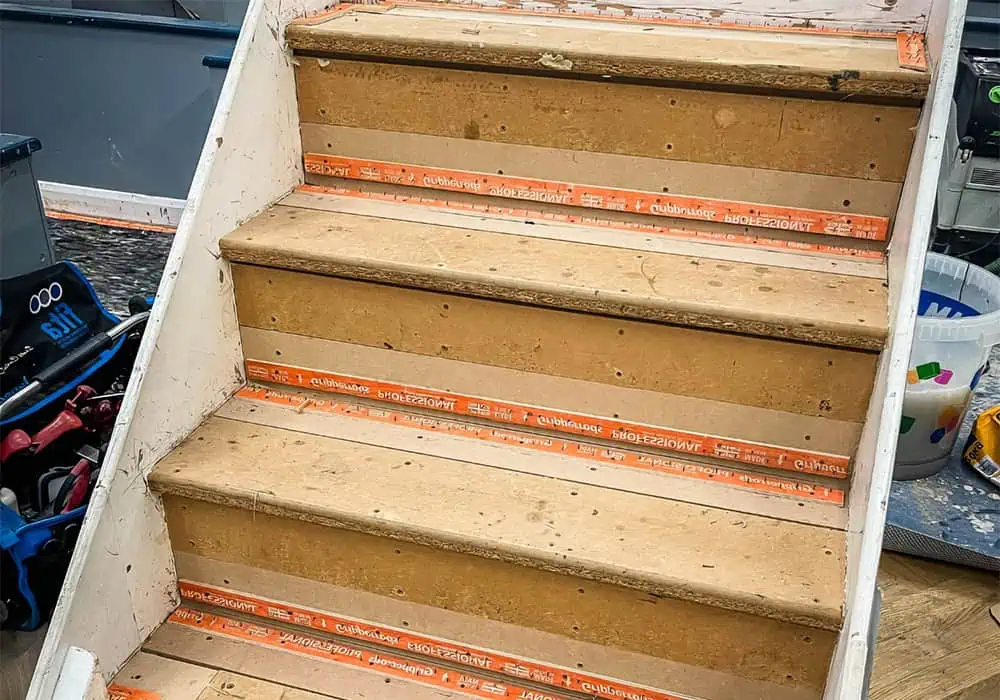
(174, 552, 822, 700)
(113, 651, 333, 699)
(219, 204, 889, 350)
(293, 58, 920, 181)
(286, 9, 928, 99)
(163, 497, 837, 691)
(237, 325, 864, 454)
(300, 123, 904, 218)
(150, 416, 847, 629)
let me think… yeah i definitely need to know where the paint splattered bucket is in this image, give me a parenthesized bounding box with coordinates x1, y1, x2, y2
(895, 253, 1000, 480)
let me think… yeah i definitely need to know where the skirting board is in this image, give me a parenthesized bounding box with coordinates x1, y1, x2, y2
(38, 181, 185, 232)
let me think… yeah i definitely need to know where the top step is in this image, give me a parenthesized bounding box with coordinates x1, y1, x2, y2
(287, 5, 931, 100)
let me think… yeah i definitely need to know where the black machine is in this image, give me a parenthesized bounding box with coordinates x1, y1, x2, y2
(956, 51, 1000, 157)
(933, 0, 1000, 270)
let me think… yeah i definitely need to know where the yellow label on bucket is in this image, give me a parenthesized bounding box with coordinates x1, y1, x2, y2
(963, 405, 1000, 488)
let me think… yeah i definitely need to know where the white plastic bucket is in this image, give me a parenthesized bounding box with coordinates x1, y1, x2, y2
(894, 253, 1000, 480)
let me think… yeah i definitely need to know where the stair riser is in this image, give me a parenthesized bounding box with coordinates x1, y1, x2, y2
(300, 125, 903, 221)
(173, 589, 691, 700)
(238, 341, 855, 479)
(169, 606, 578, 700)
(294, 58, 920, 182)
(232, 264, 878, 422)
(303, 162, 889, 243)
(161, 496, 838, 694)
(170, 553, 822, 700)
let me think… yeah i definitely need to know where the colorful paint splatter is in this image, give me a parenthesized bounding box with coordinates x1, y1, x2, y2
(916, 362, 942, 380)
(930, 404, 964, 444)
(907, 361, 956, 386)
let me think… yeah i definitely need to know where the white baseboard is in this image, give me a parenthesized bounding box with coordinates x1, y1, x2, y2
(52, 648, 105, 700)
(38, 181, 185, 232)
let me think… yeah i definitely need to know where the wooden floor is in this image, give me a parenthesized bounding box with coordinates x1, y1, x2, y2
(871, 553, 1000, 700)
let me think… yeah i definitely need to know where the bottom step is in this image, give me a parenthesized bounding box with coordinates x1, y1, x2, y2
(128, 553, 820, 700)
(111, 648, 474, 699)
(110, 652, 337, 700)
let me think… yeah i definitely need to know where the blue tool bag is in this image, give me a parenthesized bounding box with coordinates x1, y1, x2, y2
(1, 261, 149, 630)
(1, 261, 123, 428)
(1, 504, 87, 630)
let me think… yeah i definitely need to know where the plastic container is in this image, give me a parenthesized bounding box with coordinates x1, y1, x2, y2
(894, 253, 1000, 479)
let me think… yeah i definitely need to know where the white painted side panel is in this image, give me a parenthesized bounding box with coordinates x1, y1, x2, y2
(25, 1, 336, 698)
(38, 182, 185, 229)
(52, 648, 106, 700)
(824, 0, 967, 698)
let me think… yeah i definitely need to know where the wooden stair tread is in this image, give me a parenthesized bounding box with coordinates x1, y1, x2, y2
(150, 415, 847, 629)
(220, 203, 888, 349)
(112, 652, 336, 699)
(222, 381, 850, 528)
(128, 634, 476, 699)
(287, 6, 929, 99)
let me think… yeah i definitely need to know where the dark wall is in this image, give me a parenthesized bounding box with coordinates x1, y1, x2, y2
(17, 0, 248, 24)
(0, 4, 244, 198)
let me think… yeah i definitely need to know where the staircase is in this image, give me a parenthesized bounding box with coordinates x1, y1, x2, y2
(109, 4, 932, 699)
